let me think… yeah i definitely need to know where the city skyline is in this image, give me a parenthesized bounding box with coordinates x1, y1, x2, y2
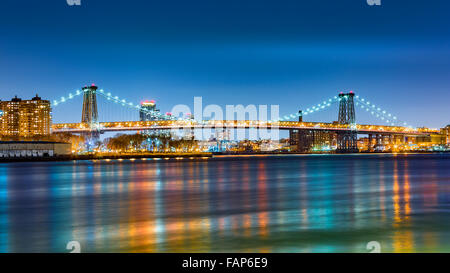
(1, 0, 449, 128)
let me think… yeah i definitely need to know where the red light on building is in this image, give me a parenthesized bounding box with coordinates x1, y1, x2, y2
(141, 100, 155, 106)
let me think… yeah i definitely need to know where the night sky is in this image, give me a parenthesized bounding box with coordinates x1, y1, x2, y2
(0, 0, 449, 128)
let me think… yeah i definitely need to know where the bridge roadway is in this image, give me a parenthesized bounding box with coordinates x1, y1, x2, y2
(52, 120, 438, 136)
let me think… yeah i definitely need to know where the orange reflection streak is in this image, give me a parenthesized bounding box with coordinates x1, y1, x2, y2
(216, 162, 225, 237)
(243, 214, 252, 238)
(392, 160, 414, 253)
(257, 161, 268, 238)
(241, 161, 251, 237)
(392, 161, 401, 227)
(115, 164, 128, 252)
(403, 161, 411, 221)
(167, 221, 186, 252)
(379, 161, 386, 221)
(201, 218, 211, 252)
(142, 167, 159, 252)
(393, 231, 415, 253)
(127, 177, 138, 252)
(258, 212, 268, 238)
(200, 163, 211, 252)
(125, 165, 159, 252)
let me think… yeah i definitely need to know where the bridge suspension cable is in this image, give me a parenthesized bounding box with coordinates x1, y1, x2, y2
(51, 89, 83, 107)
(51, 87, 177, 121)
(51, 87, 415, 128)
(96, 90, 177, 120)
(275, 95, 340, 122)
(52, 88, 342, 123)
(354, 95, 414, 128)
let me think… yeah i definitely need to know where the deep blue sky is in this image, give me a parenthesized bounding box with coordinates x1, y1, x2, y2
(0, 0, 449, 128)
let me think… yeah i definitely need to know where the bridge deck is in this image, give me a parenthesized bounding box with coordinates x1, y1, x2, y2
(52, 121, 438, 136)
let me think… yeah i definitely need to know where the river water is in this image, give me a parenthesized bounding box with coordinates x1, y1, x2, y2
(0, 154, 449, 253)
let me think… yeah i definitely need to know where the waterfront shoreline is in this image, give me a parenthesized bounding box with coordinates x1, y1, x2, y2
(0, 152, 213, 163)
(0, 151, 449, 163)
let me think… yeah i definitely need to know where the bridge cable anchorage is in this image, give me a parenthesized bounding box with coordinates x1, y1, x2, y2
(354, 96, 415, 129)
(273, 96, 340, 123)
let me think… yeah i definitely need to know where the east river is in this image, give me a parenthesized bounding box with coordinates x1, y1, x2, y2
(0, 154, 449, 252)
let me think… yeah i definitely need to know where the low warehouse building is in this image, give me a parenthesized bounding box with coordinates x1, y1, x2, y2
(0, 141, 71, 158)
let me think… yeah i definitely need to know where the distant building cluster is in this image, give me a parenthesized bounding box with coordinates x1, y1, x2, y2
(0, 95, 51, 139)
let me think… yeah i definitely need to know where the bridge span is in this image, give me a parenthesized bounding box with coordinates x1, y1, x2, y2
(50, 87, 445, 153)
(52, 120, 438, 136)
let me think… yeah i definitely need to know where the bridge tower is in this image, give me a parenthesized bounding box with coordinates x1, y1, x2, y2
(336, 92, 358, 153)
(81, 84, 100, 144)
(81, 84, 99, 124)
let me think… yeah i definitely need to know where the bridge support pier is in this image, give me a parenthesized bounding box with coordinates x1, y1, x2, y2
(82, 130, 101, 151)
(387, 134, 394, 150)
(374, 134, 381, 150)
(336, 131, 358, 153)
(368, 134, 374, 152)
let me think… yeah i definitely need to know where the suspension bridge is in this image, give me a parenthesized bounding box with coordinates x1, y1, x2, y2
(51, 84, 441, 153)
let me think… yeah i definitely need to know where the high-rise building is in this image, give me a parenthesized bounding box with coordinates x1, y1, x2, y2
(0, 95, 51, 138)
(441, 125, 450, 145)
(139, 100, 160, 121)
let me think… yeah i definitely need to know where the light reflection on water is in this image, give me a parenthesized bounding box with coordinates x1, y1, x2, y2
(0, 154, 449, 253)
